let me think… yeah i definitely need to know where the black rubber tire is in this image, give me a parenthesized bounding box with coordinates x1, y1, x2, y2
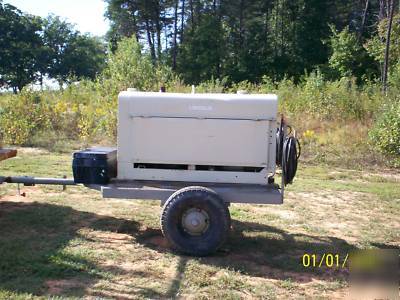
(161, 186, 230, 256)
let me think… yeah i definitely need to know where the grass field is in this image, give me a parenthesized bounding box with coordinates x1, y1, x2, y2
(0, 148, 399, 299)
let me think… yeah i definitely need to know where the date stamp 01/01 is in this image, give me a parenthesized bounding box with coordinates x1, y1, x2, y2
(301, 250, 399, 299)
(302, 253, 349, 268)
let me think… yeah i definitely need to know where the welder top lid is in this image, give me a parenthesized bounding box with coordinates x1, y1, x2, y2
(118, 91, 278, 120)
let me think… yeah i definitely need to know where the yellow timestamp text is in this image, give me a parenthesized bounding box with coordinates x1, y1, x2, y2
(302, 253, 349, 268)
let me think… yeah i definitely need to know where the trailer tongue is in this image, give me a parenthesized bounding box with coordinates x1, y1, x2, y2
(0, 176, 75, 186)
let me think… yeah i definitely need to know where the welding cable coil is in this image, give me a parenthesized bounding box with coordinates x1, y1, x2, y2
(281, 135, 300, 185)
(276, 124, 301, 185)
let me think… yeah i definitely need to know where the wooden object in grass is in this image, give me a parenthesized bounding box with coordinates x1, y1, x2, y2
(0, 148, 17, 162)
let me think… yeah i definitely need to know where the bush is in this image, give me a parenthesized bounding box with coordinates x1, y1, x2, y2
(369, 101, 400, 159)
(196, 77, 228, 93)
(328, 26, 377, 81)
(100, 36, 177, 95)
(0, 91, 52, 145)
(276, 71, 381, 121)
(28, 130, 75, 153)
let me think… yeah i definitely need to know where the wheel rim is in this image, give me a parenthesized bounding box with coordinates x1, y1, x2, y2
(181, 207, 209, 236)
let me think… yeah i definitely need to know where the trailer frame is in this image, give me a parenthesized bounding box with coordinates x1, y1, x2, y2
(85, 178, 284, 205)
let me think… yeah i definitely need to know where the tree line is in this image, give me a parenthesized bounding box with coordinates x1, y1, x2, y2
(1, 0, 399, 93)
(0, 1, 105, 93)
(105, 0, 399, 86)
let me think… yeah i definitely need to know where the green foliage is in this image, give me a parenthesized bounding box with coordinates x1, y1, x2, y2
(369, 101, 400, 158)
(0, 86, 113, 145)
(365, 13, 400, 89)
(101, 36, 176, 94)
(0, 3, 43, 92)
(389, 62, 400, 88)
(0, 5, 106, 92)
(42, 15, 106, 86)
(1, 73, 399, 167)
(105, 0, 369, 84)
(195, 77, 228, 93)
(272, 71, 381, 120)
(327, 25, 377, 81)
(177, 14, 226, 84)
(0, 14, 398, 167)
(0, 91, 51, 144)
(365, 13, 400, 66)
(328, 26, 362, 77)
(1, 0, 397, 92)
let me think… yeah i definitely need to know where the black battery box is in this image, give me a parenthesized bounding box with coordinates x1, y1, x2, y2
(72, 147, 117, 184)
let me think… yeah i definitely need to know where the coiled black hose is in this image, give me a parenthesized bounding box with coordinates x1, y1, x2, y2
(282, 135, 301, 185)
(276, 121, 301, 185)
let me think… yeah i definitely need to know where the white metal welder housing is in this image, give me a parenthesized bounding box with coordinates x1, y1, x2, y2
(117, 91, 278, 185)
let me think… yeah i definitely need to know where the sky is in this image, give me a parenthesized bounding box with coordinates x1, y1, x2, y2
(4, 0, 110, 36)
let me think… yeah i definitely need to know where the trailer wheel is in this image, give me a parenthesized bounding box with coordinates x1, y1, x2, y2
(161, 186, 230, 256)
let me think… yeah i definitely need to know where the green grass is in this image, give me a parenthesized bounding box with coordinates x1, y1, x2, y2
(287, 166, 400, 201)
(0, 148, 399, 299)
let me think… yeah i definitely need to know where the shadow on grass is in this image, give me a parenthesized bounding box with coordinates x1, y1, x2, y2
(138, 220, 358, 285)
(0, 200, 395, 298)
(130, 222, 396, 294)
(213, 220, 356, 281)
(0, 200, 162, 298)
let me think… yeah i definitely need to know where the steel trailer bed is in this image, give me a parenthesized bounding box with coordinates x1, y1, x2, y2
(0, 176, 283, 206)
(86, 179, 283, 205)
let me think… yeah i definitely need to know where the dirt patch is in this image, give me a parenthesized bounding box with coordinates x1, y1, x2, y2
(0, 186, 37, 201)
(285, 190, 377, 240)
(268, 209, 298, 220)
(90, 231, 133, 242)
(16, 147, 49, 155)
(0, 187, 39, 214)
(0, 195, 31, 204)
(145, 235, 170, 248)
(46, 279, 86, 295)
(89, 289, 136, 300)
(292, 190, 369, 204)
(328, 288, 350, 299)
(362, 170, 400, 181)
(83, 230, 135, 251)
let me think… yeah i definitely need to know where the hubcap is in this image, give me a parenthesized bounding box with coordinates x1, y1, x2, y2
(181, 208, 209, 235)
